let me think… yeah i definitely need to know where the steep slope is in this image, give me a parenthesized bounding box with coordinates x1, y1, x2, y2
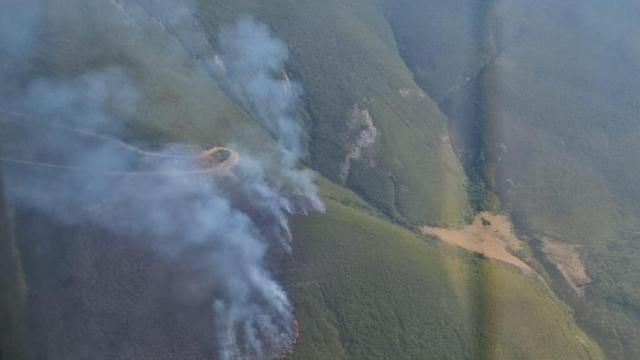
(196, 0, 470, 226)
(386, 0, 640, 357)
(382, 0, 503, 212)
(34, 0, 470, 226)
(0, 170, 27, 360)
(32, 0, 270, 148)
(0, 0, 610, 359)
(383, 0, 498, 102)
(285, 182, 602, 359)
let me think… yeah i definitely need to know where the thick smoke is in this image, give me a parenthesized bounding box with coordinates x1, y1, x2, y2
(1, 1, 321, 359)
(212, 19, 324, 254)
(215, 19, 303, 156)
(214, 19, 324, 218)
(125, 0, 324, 238)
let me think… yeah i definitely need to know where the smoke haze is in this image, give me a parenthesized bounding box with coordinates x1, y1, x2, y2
(0, 1, 322, 359)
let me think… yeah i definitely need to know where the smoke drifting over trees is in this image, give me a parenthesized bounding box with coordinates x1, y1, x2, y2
(0, 1, 322, 359)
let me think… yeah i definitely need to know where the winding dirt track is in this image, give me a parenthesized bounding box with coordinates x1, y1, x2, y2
(0, 109, 239, 176)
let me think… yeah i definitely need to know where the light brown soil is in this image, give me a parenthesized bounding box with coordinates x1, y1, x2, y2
(198, 147, 239, 174)
(540, 237, 591, 296)
(421, 212, 536, 276)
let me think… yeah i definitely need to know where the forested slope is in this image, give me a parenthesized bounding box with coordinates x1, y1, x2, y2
(2, 0, 630, 358)
(386, 0, 640, 357)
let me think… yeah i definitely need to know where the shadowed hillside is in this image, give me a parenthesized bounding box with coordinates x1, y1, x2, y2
(0, 168, 27, 360)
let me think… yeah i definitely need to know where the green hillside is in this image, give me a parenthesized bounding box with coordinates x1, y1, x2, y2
(0, 170, 27, 360)
(385, 0, 640, 357)
(4, 0, 634, 359)
(35, 0, 269, 149)
(35, 0, 471, 226)
(197, 0, 471, 226)
(284, 184, 602, 359)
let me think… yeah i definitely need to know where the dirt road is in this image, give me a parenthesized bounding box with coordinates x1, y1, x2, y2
(0, 109, 239, 176)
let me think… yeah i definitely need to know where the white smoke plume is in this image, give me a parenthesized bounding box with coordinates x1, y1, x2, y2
(128, 0, 325, 236)
(214, 18, 324, 218)
(215, 19, 303, 156)
(0, 1, 321, 359)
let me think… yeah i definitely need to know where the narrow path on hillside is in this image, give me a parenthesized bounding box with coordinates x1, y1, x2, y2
(0, 109, 239, 176)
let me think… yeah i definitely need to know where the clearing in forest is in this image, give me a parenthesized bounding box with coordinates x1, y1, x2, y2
(421, 212, 536, 276)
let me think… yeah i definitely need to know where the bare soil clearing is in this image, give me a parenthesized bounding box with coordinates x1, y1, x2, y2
(421, 212, 536, 276)
(541, 238, 591, 296)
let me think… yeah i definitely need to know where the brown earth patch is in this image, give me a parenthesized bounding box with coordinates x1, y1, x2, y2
(540, 237, 591, 296)
(421, 212, 536, 276)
